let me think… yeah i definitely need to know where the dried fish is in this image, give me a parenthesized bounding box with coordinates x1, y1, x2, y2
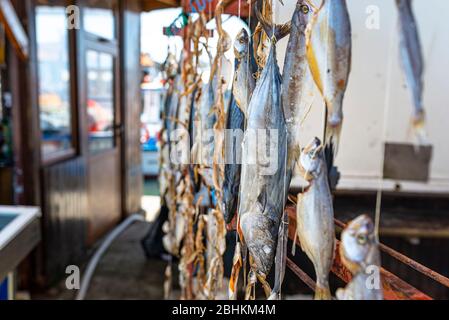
(296, 137, 335, 300)
(238, 41, 287, 291)
(223, 28, 254, 224)
(232, 28, 255, 119)
(396, 0, 426, 143)
(336, 215, 383, 300)
(306, 0, 352, 152)
(275, 0, 316, 200)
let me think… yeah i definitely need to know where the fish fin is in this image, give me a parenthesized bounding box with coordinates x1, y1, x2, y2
(254, 1, 291, 41)
(228, 242, 242, 300)
(270, 211, 289, 300)
(256, 186, 269, 212)
(191, 142, 199, 164)
(256, 273, 272, 299)
(324, 121, 342, 156)
(314, 284, 332, 300)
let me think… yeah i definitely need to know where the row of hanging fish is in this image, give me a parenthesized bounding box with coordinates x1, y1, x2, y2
(158, 0, 425, 301)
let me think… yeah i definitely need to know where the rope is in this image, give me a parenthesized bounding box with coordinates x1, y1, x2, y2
(374, 19, 397, 243)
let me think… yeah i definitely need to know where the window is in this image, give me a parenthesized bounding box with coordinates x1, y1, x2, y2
(86, 50, 114, 152)
(83, 0, 116, 40)
(36, 5, 74, 159)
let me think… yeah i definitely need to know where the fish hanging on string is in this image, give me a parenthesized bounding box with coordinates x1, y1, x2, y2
(306, 0, 352, 154)
(396, 0, 427, 144)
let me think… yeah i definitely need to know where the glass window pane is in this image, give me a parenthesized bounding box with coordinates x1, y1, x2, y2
(87, 50, 114, 153)
(83, 0, 116, 40)
(36, 6, 73, 157)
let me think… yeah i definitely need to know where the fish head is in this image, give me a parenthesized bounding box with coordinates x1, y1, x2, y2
(240, 200, 278, 277)
(234, 28, 249, 58)
(222, 182, 239, 224)
(292, 0, 312, 29)
(164, 52, 179, 79)
(299, 137, 324, 179)
(341, 215, 377, 268)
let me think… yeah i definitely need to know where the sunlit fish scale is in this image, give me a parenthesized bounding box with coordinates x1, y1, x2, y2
(238, 42, 287, 280)
(306, 0, 352, 153)
(296, 137, 335, 300)
(336, 215, 383, 300)
(396, 0, 426, 142)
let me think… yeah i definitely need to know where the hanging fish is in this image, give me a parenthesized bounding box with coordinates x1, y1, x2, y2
(296, 137, 335, 300)
(306, 0, 352, 153)
(396, 0, 426, 143)
(223, 29, 254, 224)
(191, 78, 216, 170)
(336, 215, 383, 300)
(277, 0, 315, 193)
(238, 41, 287, 294)
(232, 28, 256, 119)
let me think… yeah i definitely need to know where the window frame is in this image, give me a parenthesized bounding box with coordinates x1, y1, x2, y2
(84, 42, 118, 154)
(81, 0, 120, 156)
(35, 1, 79, 166)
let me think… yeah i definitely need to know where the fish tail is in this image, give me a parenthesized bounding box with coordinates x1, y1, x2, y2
(314, 283, 332, 300)
(228, 242, 242, 300)
(254, 1, 291, 41)
(324, 121, 342, 156)
(411, 110, 428, 145)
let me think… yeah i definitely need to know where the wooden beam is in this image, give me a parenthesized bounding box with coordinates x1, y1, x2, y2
(141, 0, 180, 11)
(182, 0, 250, 17)
(0, 0, 28, 60)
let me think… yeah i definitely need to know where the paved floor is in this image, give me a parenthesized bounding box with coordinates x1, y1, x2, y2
(33, 220, 168, 300)
(84, 221, 167, 300)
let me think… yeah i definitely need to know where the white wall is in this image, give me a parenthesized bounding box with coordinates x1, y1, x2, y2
(273, 0, 449, 193)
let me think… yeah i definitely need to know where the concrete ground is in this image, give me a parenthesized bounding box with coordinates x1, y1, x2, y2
(32, 219, 168, 300)
(84, 220, 167, 300)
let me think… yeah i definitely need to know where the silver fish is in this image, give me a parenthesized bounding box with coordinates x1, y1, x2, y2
(336, 215, 383, 300)
(223, 29, 254, 224)
(296, 137, 335, 300)
(281, 0, 315, 191)
(396, 0, 426, 142)
(232, 28, 255, 119)
(306, 0, 352, 152)
(238, 42, 287, 286)
(191, 79, 216, 169)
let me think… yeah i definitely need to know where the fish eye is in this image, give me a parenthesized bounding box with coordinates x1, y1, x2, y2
(300, 5, 310, 14)
(357, 234, 368, 245)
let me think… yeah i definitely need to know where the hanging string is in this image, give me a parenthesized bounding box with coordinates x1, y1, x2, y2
(238, 0, 241, 19)
(374, 19, 397, 243)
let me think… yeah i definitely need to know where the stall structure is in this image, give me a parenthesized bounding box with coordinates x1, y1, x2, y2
(0, 0, 147, 290)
